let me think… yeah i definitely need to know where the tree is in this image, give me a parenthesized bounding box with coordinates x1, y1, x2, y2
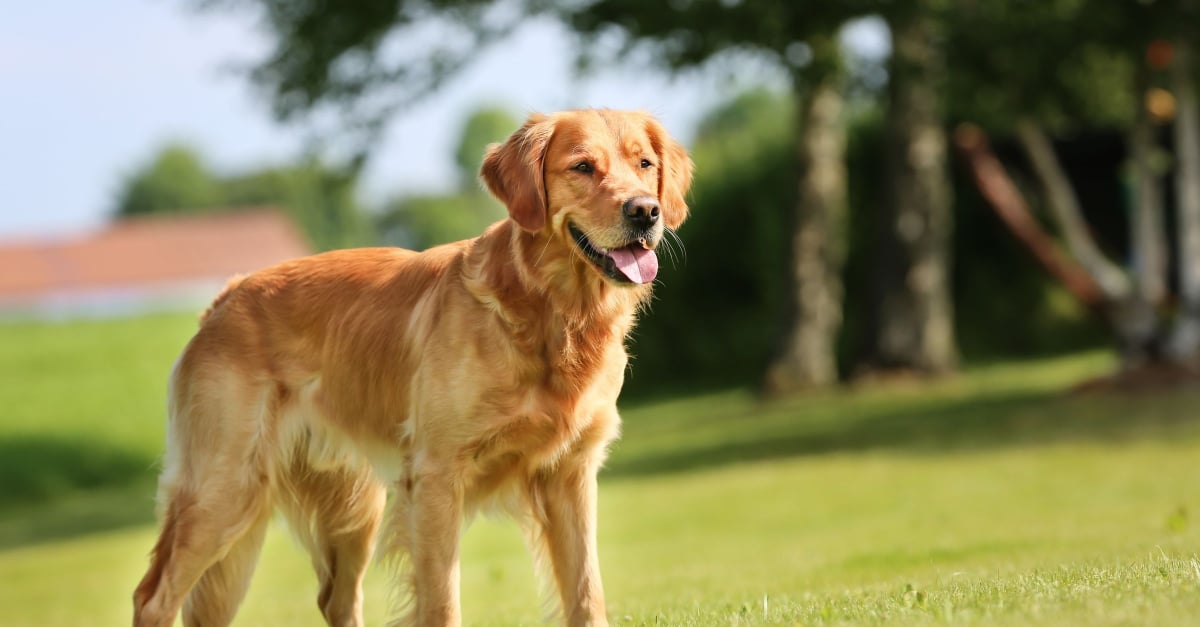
(763, 36, 848, 391)
(200, 0, 525, 156)
(861, 1, 958, 374)
(948, 0, 1200, 370)
(562, 2, 877, 391)
(198, 0, 864, 388)
(627, 89, 797, 394)
(453, 106, 520, 189)
(1166, 7, 1200, 362)
(376, 105, 514, 249)
(224, 159, 373, 250)
(202, 0, 966, 389)
(112, 144, 373, 250)
(564, 1, 965, 384)
(113, 143, 222, 217)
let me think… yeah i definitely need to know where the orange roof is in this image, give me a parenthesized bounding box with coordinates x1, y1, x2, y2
(0, 208, 312, 303)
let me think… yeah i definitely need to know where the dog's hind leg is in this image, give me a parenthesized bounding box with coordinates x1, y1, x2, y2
(133, 373, 279, 627)
(132, 467, 273, 627)
(180, 505, 272, 627)
(279, 460, 387, 627)
(315, 476, 387, 627)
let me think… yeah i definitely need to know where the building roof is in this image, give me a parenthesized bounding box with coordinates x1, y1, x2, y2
(0, 208, 312, 315)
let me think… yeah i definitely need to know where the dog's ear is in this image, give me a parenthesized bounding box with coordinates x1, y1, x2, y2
(481, 114, 555, 232)
(645, 117, 694, 229)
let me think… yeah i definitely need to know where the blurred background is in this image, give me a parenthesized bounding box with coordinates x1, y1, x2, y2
(2, 1, 1200, 625)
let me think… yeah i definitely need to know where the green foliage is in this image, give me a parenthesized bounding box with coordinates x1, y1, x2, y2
(223, 158, 374, 250)
(199, 0, 890, 144)
(200, 0, 524, 152)
(629, 88, 795, 393)
(453, 106, 519, 187)
(376, 104, 515, 250)
(111, 144, 374, 250)
(196, 0, 1199, 136)
(113, 143, 223, 216)
(943, 0, 1137, 132)
(630, 89, 1106, 394)
(943, 0, 1200, 132)
(559, 0, 876, 72)
(187, 0, 1196, 381)
(378, 192, 504, 250)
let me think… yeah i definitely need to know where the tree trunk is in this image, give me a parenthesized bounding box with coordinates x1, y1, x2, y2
(864, 7, 957, 374)
(1118, 67, 1170, 364)
(764, 38, 846, 394)
(1168, 35, 1200, 362)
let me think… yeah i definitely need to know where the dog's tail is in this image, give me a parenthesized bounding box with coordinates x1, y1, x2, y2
(199, 274, 247, 326)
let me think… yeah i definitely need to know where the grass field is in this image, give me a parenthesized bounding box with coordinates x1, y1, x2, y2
(1, 314, 1199, 625)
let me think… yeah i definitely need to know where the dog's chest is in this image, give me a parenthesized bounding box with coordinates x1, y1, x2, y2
(463, 384, 616, 484)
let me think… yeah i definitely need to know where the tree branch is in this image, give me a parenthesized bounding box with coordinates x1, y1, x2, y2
(952, 124, 1106, 309)
(1013, 119, 1131, 301)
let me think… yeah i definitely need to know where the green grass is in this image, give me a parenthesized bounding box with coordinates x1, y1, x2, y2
(2, 315, 1200, 625)
(0, 313, 195, 543)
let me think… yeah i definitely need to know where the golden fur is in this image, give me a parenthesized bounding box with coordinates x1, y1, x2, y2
(131, 109, 693, 627)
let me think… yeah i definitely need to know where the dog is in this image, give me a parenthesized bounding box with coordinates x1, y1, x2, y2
(131, 109, 693, 627)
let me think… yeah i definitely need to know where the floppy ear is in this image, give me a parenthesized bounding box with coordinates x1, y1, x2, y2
(480, 114, 555, 232)
(646, 117, 694, 229)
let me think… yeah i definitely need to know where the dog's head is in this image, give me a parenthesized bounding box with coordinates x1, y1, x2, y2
(481, 110, 693, 286)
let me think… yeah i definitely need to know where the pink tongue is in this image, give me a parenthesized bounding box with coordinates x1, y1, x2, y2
(607, 246, 659, 284)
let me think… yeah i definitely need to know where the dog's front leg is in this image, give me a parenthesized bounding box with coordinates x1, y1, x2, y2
(533, 456, 609, 627)
(409, 465, 464, 627)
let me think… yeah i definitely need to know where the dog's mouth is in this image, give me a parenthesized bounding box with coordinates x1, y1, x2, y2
(568, 223, 659, 285)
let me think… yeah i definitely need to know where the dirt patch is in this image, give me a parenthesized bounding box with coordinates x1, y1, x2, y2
(1070, 361, 1200, 395)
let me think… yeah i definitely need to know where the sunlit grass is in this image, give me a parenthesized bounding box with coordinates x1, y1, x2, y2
(1, 315, 1199, 625)
(0, 313, 194, 542)
(2, 436, 1198, 626)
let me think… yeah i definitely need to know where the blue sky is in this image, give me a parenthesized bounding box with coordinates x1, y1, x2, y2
(1, 1, 885, 240)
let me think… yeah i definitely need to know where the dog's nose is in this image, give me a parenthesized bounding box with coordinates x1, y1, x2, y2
(622, 196, 660, 230)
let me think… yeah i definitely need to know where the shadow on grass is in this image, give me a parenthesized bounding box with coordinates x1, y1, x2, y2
(605, 386, 1200, 478)
(0, 435, 158, 549)
(8, 373, 1199, 548)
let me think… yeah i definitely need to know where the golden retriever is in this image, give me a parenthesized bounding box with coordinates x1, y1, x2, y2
(131, 109, 693, 627)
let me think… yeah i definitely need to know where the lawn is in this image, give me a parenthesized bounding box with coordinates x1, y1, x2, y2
(1, 314, 1199, 625)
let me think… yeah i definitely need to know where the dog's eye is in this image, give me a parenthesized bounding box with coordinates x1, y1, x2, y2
(640, 159, 654, 169)
(573, 161, 594, 174)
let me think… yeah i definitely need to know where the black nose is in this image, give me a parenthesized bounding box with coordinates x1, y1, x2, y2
(622, 196, 660, 230)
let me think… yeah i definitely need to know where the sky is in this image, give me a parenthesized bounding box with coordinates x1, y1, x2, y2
(1, 1, 886, 241)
